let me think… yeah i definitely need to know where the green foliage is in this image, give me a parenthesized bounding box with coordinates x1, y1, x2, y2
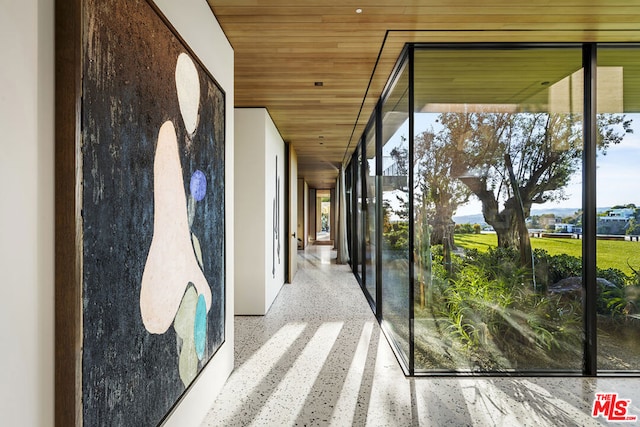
(441, 112, 630, 255)
(383, 222, 409, 251)
(626, 218, 640, 236)
(441, 264, 513, 349)
(455, 233, 640, 276)
(430, 244, 463, 280)
(454, 223, 476, 234)
(611, 203, 637, 210)
(454, 222, 483, 235)
(389, 144, 408, 176)
(532, 250, 632, 315)
(435, 253, 582, 354)
(465, 246, 523, 284)
(533, 249, 582, 286)
(601, 264, 640, 317)
(419, 240, 636, 364)
(416, 224, 640, 369)
(597, 268, 628, 287)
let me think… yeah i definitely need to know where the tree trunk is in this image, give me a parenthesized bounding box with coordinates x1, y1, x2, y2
(503, 153, 533, 272)
(415, 207, 431, 310)
(430, 214, 455, 277)
(458, 174, 532, 270)
(430, 217, 455, 248)
(488, 205, 532, 270)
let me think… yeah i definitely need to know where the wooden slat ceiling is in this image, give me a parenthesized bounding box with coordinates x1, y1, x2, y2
(207, 0, 640, 189)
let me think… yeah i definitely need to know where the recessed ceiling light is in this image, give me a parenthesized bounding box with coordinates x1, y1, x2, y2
(356, 8, 363, 14)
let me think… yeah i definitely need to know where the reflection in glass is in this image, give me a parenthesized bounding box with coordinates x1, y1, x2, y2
(380, 62, 411, 364)
(365, 125, 377, 304)
(355, 145, 363, 280)
(596, 47, 640, 372)
(345, 160, 353, 266)
(412, 48, 588, 372)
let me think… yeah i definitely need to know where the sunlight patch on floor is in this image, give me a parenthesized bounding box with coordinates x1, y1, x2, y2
(366, 332, 412, 426)
(211, 322, 306, 423)
(249, 322, 344, 426)
(329, 322, 374, 426)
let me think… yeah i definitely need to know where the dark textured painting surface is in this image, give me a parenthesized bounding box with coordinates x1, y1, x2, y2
(81, 1, 225, 425)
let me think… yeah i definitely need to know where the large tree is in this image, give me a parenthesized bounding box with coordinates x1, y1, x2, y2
(411, 128, 471, 283)
(440, 111, 631, 264)
(413, 129, 471, 249)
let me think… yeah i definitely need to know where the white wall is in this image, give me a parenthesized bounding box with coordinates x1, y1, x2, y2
(288, 148, 298, 281)
(235, 108, 286, 315)
(154, 0, 235, 425)
(0, 0, 54, 425)
(234, 109, 266, 314)
(304, 181, 310, 247)
(265, 114, 286, 306)
(297, 178, 306, 249)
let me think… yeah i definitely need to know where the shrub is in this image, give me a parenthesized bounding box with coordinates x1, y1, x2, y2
(427, 242, 638, 365)
(383, 222, 409, 251)
(440, 259, 581, 354)
(454, 223, 476, 234)
(533, 249, 582, 288)
(599, 264, 640, 316)
(596, 267, 627, 287)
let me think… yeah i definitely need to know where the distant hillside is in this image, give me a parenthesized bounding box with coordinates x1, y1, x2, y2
(452, 214, 486, 226)
(453, 207, 611, 225)
(530, 207, 581, 217)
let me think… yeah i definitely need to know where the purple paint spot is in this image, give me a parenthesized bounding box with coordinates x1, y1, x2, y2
(190, 170, 207, 201)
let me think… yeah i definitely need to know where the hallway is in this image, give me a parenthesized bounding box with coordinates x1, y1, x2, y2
(202, 245, 640, 426)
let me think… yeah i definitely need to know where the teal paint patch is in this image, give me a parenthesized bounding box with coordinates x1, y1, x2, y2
(194, 294, 207, 360)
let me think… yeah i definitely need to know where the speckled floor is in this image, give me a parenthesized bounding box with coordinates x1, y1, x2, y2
(202, 245, 640, 426)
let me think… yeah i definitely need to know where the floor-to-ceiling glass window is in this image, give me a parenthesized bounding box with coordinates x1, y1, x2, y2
(364, 121, 377, 304)
(380, 59, 411, 365)
(412, 46, 586, 372)
(354, 144, 363, 281)
(596, 46, 640, 372)
(345, 159, 353, 268)
(348, 43, 640, 376)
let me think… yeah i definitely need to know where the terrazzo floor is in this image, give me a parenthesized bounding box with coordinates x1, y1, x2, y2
(202, 245, 640, 426)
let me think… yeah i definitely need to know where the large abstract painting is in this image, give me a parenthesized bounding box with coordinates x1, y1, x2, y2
(60, 0, 226, 425)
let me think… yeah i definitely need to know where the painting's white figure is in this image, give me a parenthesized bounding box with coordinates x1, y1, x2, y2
(175, 52, 200, 135)
(140, 53, 211, 385)
(139, 120, 211, 334)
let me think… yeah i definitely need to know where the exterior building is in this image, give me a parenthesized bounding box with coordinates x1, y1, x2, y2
(554, 223, 581, 233)
(540, 215, 561, 229)
(599, 208, 637, 234)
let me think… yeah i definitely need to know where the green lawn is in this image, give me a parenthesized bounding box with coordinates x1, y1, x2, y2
(454, 233, 640, 275)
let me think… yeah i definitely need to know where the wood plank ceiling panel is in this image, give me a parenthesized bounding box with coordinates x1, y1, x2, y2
(207, 0, 640, 189)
